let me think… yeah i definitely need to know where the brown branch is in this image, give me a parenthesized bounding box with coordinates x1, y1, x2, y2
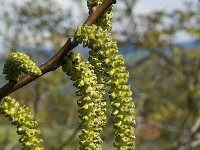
(0, 0, 116, 99)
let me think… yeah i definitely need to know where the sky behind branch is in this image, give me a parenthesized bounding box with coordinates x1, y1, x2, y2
(0, 0, 196, 53)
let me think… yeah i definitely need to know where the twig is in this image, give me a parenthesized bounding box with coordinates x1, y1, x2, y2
(58, 127, 80, 150)
(177, 117, 200, 150)
(0, 0, 116, 99)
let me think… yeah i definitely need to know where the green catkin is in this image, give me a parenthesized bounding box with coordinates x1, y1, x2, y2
(62, 52, 106, 150)
(3, 52, 42, 82)
(76, 25, 135, 150)
(0, 96, 44, 150)
(87, 0, 113, 31)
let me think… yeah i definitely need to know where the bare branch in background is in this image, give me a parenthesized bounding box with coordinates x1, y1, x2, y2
(177, 117, 200, 150)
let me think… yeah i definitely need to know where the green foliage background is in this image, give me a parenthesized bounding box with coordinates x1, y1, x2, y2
(0, 0, 200, 149)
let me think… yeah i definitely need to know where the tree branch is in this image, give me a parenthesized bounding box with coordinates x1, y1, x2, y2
(176, 117, 200, 150)
(0, 0, 116, 99)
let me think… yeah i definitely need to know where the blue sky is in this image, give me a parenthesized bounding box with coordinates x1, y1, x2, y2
(0, 0, 196, 53)
(58, 0, 193, 42)
(134, 0, 187, 14)
(58, 0, 188, 14)
(135, 0, 195, 42)
(57, 0, 190, 15)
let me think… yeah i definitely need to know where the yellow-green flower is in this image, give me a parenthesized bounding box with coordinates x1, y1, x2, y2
(3, 52, 42, 82)
(76, 25, 135, 149)
(0, 96, 44, 150)
(62, 52, 106, 150)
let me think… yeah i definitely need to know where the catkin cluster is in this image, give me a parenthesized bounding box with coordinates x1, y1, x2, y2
(3, 52, 42, 82)
(0, 96, 44, 150)
(76, 25, 135, 150)
(87, 0, 112, 30)
(0, 1, 134, 150)
(62, 52, 106, 150)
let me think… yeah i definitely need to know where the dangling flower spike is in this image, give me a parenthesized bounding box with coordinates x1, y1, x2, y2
(3, 52, 42, 82)
(62, 52, 106, 150)
(0, 96, 44, 150)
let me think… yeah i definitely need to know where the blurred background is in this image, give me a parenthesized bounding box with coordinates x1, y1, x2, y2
(0, 0, 200, 149)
